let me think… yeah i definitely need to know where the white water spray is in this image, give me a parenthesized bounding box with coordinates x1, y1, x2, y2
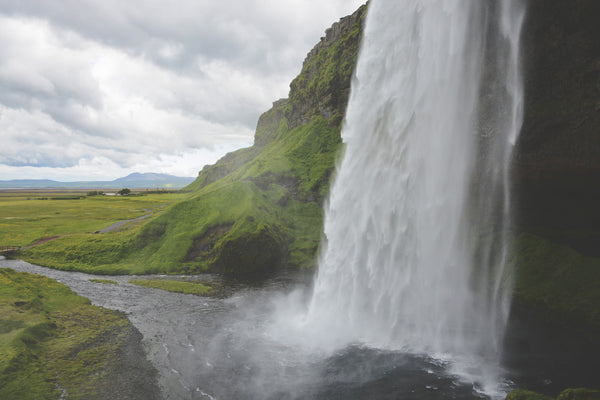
(297, 0, 525, 394)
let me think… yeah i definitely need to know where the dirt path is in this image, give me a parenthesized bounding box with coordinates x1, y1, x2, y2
(17, 210, 154, 250)
(21, 236, 64, 250)
(97, 212, 152, 233)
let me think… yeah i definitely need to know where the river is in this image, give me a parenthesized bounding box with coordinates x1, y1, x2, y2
(0, 259, 504, 400)
(2, 259, 597, 400)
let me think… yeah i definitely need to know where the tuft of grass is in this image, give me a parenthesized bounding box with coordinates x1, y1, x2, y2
(89, 278, 118, 285)
(129, 279, 212, 296)
(556, 388, 600, 400)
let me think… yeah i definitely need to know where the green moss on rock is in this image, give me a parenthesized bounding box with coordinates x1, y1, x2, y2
(506, 388, 600, 400)
(506, 389, 554, 400)
(286, 3, 368, 129)
(510, 233, 600, 330)
(557, 388, 600, 400)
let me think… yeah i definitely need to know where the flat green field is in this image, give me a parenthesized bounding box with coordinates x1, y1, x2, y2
(0, 190, 187, 247)
(0, 190, 189, 274)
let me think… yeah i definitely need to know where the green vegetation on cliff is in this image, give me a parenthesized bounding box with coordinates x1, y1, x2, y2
(285, 4, 367, 129)
(138, 5, 367, 275)
(130, 116, 341, 275)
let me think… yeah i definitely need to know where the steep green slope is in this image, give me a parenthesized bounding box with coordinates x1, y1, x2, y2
(136, 114, 342, 275)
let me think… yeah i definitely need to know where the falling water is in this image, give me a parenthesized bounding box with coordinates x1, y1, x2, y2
(301, 0, 525, 394)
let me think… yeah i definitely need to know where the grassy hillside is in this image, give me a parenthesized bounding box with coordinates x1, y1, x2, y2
(130, 116, 341, 275)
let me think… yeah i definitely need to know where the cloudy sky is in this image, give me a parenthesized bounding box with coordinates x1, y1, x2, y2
(0, 0, 364, 181)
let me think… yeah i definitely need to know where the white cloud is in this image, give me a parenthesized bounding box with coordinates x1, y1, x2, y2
(0, 0, 366, 181)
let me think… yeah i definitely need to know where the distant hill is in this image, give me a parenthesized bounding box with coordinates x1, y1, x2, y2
(0, 173, 195, 189)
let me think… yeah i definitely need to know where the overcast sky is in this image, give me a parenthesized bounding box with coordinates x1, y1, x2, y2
(0, 0, 365, 181)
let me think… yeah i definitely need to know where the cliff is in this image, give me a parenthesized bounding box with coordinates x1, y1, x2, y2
(507, 0, 600, 336)
(285, 7, 365, 129)
(504, 2, 600, 394)
(514, 0, 600, 255)
(131, 4, 368, 276)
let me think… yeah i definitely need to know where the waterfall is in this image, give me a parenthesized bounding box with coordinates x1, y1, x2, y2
(301, 0, 525, 394)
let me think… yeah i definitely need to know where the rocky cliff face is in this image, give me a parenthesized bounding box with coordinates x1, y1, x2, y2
(504, 1, 600, 383)
(514, 0, 600, 254)
(284, 4, 367, 129)
(189, 5, 367, 194)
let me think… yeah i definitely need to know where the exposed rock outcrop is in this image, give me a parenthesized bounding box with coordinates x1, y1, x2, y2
(253, 98, 288, 148)
(285, 3, 368, 129)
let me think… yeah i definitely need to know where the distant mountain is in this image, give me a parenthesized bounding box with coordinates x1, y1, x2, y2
(0, 173, 195, 189)
(114, 173, 194, 185)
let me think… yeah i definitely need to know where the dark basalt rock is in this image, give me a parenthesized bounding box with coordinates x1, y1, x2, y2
(513, 0, 600, 255)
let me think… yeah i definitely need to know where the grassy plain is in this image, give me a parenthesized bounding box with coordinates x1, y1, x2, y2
(1, 189, 188, 274)
(0, 189, 186, 247)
